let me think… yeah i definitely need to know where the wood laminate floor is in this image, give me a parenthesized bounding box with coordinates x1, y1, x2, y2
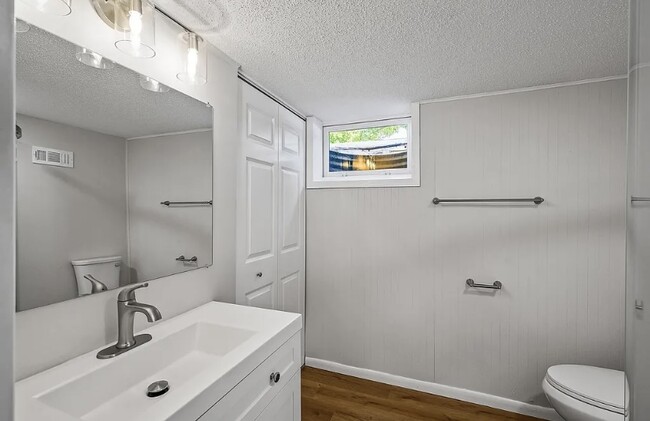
(301, 367, 544, 421)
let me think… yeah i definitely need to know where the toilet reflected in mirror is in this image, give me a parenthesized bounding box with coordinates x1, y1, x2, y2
(71, 256, 121, 297)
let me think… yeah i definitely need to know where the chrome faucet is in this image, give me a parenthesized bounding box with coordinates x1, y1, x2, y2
(97, 283, 162, 359)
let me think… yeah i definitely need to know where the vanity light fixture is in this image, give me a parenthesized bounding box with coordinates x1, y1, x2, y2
(139, 75, 169, 93)
(91, 0, 156, 58)
(19, 0, 71, 16)
(115, 0, 156, 58)
(177, 32, 207, 85)
(15, 19, 31, 33)
(75, 46, 115, 69)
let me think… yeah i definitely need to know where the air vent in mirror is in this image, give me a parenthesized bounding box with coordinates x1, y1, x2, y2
(32, 146, 74, 168)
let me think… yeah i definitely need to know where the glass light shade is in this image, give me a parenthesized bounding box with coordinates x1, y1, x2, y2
(139, 75, 169, 93)
(114, 0, 156, 58)
(19, 0, 71, 16)
(176, 32, 207, 85)
(75, 46, 114, 69)
(15, 19, 31, 33)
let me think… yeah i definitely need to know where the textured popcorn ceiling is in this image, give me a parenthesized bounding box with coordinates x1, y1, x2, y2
(156, 0, 629, 124)
(16, 26, 212, 139)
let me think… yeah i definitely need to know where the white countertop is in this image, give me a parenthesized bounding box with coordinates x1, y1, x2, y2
(15, 302, 302, 421)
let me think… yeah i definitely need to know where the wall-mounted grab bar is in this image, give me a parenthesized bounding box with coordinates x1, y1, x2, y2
(466, 279, 502, 290)
(176, 255, 198, 263)
(433, 197, 544, 205)
(161, 200, 213, 206)
(631, 197, 650, 202)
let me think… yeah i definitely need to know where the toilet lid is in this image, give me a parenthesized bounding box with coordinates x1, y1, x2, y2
(546, 365, 626, 415)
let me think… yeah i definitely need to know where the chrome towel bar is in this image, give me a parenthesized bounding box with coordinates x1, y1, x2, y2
(466, 279, 502, 290)
(161, 200, 213, 206)
(632, 197, 650, 202)
(433, 197, 544, 205)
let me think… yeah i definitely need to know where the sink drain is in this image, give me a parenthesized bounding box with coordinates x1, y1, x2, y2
(146, 380, 170, 398)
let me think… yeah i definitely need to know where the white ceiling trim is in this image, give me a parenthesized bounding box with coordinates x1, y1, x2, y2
(630, 63, 650, 73)
(418, 74, 628, 105)
(126, 128, 213, 141)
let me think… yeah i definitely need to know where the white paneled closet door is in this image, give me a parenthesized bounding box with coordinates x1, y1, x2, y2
(236, 82, 279, 309)
(277, 107, 305, 316)
(236, 81, 305, 328)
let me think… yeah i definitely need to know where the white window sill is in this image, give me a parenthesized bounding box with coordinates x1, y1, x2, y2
(307, 175, 420, 189)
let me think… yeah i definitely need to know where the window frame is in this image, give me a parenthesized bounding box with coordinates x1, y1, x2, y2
(306, 103, 420, 189)
(323, 117, 412, 178)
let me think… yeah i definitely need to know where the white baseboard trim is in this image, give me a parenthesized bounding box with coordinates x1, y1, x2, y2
(305, 357, 563, 421)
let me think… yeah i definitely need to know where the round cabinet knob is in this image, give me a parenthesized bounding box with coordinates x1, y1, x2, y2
(270, 371, 281, 384)
(256, 272, 263, 278)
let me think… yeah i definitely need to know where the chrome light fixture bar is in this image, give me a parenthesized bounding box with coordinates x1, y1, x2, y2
(91, 0, 207, 83)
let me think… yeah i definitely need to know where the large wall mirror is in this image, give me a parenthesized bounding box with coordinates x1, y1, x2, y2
(16, 25, 214, 311)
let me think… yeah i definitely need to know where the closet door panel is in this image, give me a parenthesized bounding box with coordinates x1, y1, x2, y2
(236, 82, 279, 310)
(277, 107, 305, 320)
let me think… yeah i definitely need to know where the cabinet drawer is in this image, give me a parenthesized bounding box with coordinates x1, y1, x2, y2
(197, 332, 301, 421)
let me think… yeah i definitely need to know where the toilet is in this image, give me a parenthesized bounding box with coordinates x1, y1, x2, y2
(543, 365, 627, 421)
(71, 256, 121, 296)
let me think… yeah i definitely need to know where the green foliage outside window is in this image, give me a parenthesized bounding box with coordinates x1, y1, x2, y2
(328, 124, 406, 144)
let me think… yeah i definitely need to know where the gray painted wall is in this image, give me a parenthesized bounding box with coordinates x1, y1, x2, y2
(16, 115, 128, 311)
(0, 0, 14, 419)
(127, 131, 212, 282)
(306, 79, 627, 407)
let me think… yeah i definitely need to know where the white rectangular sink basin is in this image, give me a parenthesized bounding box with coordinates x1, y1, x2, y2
(16, 302, 302, 421)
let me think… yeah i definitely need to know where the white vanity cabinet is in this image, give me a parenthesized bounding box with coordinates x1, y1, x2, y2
(197, 332, 302, 421)
(16, 303, 302, 421)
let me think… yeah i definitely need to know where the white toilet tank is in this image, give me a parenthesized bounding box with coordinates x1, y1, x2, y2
(71, 256, 122, 296)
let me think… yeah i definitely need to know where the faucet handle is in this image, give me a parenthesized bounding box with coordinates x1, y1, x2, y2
(118, 282, 149, 302)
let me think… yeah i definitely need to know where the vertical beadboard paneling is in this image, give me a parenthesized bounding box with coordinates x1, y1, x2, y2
(305, 79, 627, 406)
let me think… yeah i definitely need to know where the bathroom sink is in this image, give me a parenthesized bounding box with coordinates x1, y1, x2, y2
(15, 302, 302, 421)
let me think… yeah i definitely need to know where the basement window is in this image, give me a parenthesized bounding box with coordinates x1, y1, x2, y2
(307, 112, 420, 188)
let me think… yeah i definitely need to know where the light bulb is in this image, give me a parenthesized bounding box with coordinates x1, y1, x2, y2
(115, 0, 155, 58)
(187, 47, 198, 81)
(177, 32, 205, 85)
(129, 11, 143, 47)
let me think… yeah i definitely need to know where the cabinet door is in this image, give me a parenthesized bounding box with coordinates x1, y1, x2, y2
(256, 372, 301, 421)
(196, 333, 302, 421)
(236, 82, 279, 310)
(277, 107, 305, 318)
